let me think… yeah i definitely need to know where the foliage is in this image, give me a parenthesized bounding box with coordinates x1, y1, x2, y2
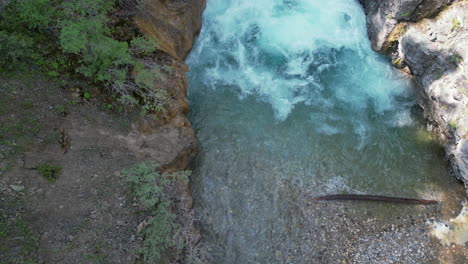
(401, 10, 412, 17)
(0, 0, 166, 117)
(83, 91, 91, 100)
(392, 57, 402, 66)
(449, 54, 463, 66)
(0, 31, 36, 71)
(451, 18, 461, 31)
(121, 162, 190, 262)
(55, 104, 68, 115)
(37, 163, 62, 182)
(134, 63, 168, 115)
(0, 0, 56, 71)
(112, 62, 168, 116)
(58, 0, 132, 82)
(131, 36, 159, 57)
(448, 121, 458, 130)
(0, 0, 54, 30)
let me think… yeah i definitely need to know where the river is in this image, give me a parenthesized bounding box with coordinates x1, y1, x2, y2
(186, 0, 465, 263)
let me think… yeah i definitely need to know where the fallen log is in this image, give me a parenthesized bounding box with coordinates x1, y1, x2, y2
(312, 194, 438, 204)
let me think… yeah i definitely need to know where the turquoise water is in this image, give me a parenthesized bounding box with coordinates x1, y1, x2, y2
(186, 0, 458, 262)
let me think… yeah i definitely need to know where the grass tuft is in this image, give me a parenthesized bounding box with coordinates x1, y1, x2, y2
(37, 163, 62, 182)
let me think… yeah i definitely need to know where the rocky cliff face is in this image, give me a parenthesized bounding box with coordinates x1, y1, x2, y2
(123, 1, 207, 261)
(359, 0, 452, 52)
(120, 0, 206, 172)
(135, 0, 206, 61)
(359, 0, 468, 188)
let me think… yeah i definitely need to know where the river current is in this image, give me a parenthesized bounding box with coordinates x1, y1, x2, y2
(186, 0, 461, 263)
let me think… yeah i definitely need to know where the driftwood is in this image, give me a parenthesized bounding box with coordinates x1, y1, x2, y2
(312, 194, 438, 204)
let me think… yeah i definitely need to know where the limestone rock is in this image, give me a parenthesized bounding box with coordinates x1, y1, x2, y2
(360, 0, 468, 187)
(359, 0, 452, 52)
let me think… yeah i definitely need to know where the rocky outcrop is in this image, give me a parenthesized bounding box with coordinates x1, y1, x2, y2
(118, 0, 206, 172)
(360, 0, 468, 188)
(135, 0, 206, 61)
(122, 55, 197, 172)
(359, 0, 453, 52)
(121, 1, 206, 262)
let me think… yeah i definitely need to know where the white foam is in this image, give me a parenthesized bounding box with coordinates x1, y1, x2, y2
(390, 110, 414, 127)
(188, 0, 413, 121)
(324, 176, 363, 194)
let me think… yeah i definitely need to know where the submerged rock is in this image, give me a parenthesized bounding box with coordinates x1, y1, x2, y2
(360, 0, 468, 189)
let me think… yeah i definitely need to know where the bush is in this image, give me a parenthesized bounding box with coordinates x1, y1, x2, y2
(59, 0, 132, 82)
(121, 162, 190, 262)
(0, 0, 54, 31)
(451, 18, 461, 31)
(76, 37, 132, 82)
(131, 36, 159, 57)
(36, 163, 62, 182)
(0, 31, 36, 71)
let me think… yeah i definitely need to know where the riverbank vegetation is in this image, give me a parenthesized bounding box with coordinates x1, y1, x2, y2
(0, 0, 167, 117)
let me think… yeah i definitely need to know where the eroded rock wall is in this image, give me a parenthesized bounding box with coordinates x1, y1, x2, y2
(119, 0, 206, 172)
(359, 0, 453, 52)
(360, 0, 468, 188)
(135, 0, 206, 61)
(120, 1, 207, 262)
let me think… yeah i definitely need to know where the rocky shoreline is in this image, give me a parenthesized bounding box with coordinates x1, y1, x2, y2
(359, 0, 468, 191)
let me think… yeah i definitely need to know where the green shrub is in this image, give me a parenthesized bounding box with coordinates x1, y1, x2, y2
(83, 92, 91, 100)
(448, 121, 458, 130)
(58, 1, 132, 82)
(121, 162, 190, 262)
(392, 57, 402, 65)
(451, 18, 461, 31)
(134, 63, 168, 115)
(54, 104, 68, 115)
(76, 37, 132, 82)
(0, 31, 36, 71)
(0, 0, 54, 31)
(131, 36, 159, 56)
(449, 54, 463, 66)
(36, 163, 62, 182)
(401, 10, 412, 17)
